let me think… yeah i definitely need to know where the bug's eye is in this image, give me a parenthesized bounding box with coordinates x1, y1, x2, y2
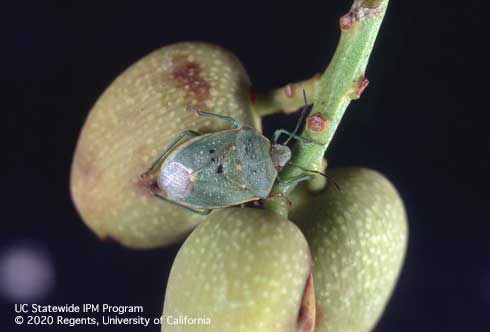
(209, 149, 215, 154)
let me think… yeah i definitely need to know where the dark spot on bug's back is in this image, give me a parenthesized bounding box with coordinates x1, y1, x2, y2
(217, 164, 224, 174)
(211, 158, 216, 163)
(209, 149, 215, 154)
(172, 55, 210, 105)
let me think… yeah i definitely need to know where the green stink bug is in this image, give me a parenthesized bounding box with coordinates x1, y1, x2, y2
(141, 105, 319, 215)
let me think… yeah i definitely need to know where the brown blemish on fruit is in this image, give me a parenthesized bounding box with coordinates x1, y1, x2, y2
(101, 234, 121, 244)
(284, 84, 294, 98)
(70, 146, 103, 210)
(172, 55, 210, 105)
(307, 112, 327, 132)
(356, 75, 369, 97)
(72, 141, 100, 183)
(135, 173, 159, 198)
(149, 181, 160, 193)
(70, 144, 112, 232)
(74, 155, 92, 179)
(296, 273, 315, 332)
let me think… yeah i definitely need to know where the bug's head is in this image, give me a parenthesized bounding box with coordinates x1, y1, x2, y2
(271, 144, 291, 170)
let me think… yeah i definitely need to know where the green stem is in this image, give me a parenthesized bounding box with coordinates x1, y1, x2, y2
(264, 0, 390, 216)
(252, 75, 321, 117)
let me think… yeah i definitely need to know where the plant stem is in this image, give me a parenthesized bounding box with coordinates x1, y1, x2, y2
(264, 0, 390, 217)
(252, 75, 321, 117)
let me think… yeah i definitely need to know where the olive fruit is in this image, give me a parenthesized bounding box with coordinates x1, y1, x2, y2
(71, 42, 257, 248)
(289, 168, 408, 332)
(162, 208, 315, 332)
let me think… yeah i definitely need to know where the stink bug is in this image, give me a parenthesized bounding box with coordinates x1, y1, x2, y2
(141, 97, 320, 215)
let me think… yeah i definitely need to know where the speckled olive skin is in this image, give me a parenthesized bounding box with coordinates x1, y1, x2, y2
(289, 168, 408, 332)
(162, 208, 315, 332)
(71, 42, 258, 248)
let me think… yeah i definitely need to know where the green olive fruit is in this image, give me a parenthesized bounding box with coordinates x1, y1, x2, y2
(289, 168, 408, 332)
(162, 208, 315, 332)
(71, 42, 258, 248)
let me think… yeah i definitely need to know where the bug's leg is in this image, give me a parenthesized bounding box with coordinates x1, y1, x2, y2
(151, 191, 212, 215)
(273, 129, 323, 146)
(188, 108, 239, 129)
(267, 192, 292, 206)
(272, 175, 314, 203)
(141, 130, 201, 177)
(287, 162, 342, 191)
(276, 174, 314, 187)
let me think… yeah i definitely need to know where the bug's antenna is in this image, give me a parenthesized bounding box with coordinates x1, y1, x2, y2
(288, 162, 342, 191)
(284, 89, 309, 145)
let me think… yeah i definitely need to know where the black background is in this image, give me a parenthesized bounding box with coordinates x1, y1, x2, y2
(2, 1, 489, 331)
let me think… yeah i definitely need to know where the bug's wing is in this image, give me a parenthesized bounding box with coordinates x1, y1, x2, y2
(173, 130, 258, 208)
(185, 175, 257, 208)
(236, 128, 277, 198)
(175, 130, 238, 170)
